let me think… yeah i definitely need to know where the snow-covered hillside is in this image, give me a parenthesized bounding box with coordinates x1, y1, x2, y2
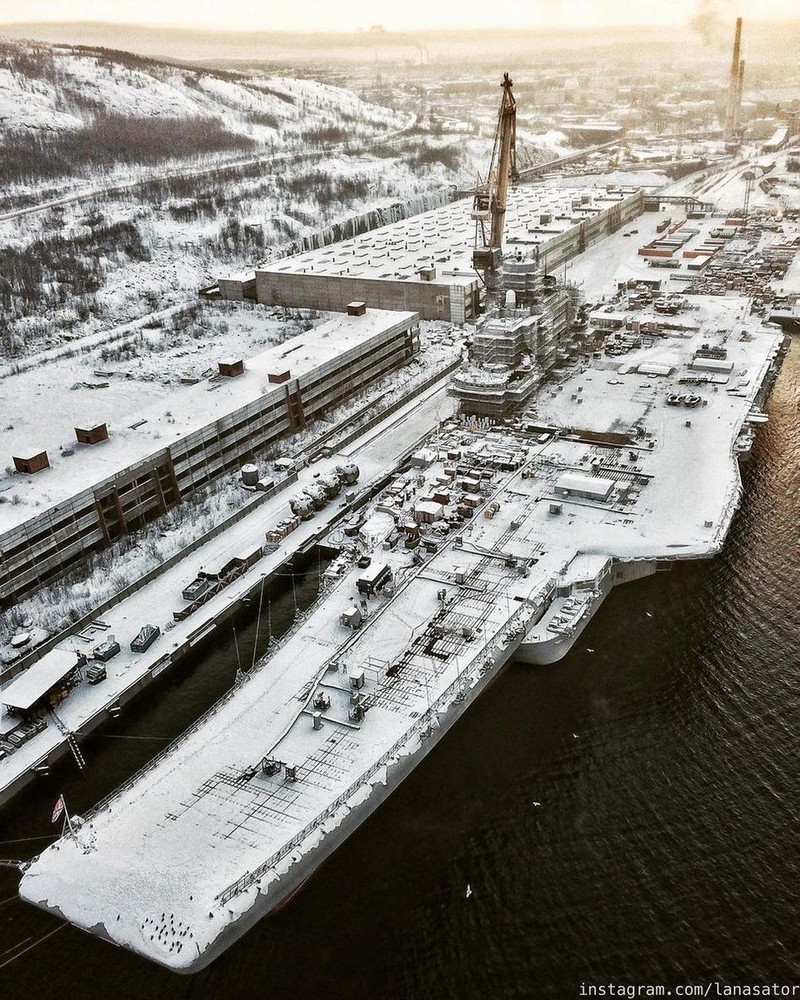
(0, 40, 398, 142)
(0, 40, 510, 363)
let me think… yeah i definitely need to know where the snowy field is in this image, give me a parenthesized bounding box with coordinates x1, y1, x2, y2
(0, 41, 519, 364)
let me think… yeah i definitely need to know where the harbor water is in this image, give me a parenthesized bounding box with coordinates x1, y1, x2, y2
(1, 340, 798, 998)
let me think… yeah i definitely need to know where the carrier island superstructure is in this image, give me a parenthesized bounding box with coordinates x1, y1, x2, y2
(18, 292, 785, 970)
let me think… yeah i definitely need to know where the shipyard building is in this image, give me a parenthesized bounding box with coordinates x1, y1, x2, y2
(0, 310, 418, 606)
(2, 186, 644, 605)
(219, 186, 644, 323)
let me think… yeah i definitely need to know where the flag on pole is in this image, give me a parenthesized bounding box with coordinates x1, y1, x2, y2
(51, 795, 65, 824)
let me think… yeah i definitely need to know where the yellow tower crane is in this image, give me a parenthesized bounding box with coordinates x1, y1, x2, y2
(472, 72, 519, 300)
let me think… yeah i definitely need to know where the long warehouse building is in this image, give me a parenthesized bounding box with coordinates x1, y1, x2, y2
(218, 186, 644, 324)
(0, 310, 419, 606)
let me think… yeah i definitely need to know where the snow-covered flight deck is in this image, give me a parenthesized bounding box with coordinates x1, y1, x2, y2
(18, 298, 784, 971)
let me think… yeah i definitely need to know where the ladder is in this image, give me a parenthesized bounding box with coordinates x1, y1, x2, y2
(48, 709, 86, 771)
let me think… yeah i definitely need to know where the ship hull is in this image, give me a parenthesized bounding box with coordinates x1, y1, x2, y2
(70, 633, 524, 973)
(516, 559, 659, 665)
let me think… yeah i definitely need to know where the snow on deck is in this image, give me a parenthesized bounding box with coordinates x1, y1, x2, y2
(18, 307, 782, 970)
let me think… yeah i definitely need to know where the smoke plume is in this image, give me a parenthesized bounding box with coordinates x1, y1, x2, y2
(690, 0, 726, 48)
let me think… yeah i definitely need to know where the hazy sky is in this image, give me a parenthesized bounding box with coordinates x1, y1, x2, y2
(0, 0, 796, 31)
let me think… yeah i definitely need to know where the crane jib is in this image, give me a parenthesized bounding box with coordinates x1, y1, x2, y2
(472, 72, 518, 289)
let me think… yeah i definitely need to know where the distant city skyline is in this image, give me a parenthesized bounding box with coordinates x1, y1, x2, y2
(0, 0, 797, 32)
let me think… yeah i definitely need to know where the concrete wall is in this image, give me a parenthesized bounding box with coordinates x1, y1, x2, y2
(255, 271, 480, 324)
(537, 190, 644, 272)
(217, 276, 255, 301)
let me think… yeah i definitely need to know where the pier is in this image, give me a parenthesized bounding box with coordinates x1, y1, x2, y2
(0, 373, 456, 807)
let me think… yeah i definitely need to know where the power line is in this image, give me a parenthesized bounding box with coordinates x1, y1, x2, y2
(0, 936, 33, 961)
(0, 834, 57, 847)
(0, 924, 67, 971)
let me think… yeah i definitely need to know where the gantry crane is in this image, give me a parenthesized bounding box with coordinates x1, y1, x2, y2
(472, 72, 519, 297)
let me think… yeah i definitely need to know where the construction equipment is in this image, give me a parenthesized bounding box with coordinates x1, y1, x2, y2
(741, 169, 757, 222)
(472, 72, 518, 295)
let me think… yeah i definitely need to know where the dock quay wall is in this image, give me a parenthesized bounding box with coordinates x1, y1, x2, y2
(0, 317, 419, 607)
(306, 356, 463, 461)
(0, 488, 367, 810)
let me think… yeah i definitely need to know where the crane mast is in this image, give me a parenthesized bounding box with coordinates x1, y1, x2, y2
(472, 72, 518, 300)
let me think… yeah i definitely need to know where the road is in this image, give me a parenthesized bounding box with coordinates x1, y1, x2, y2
(0, 114, 420, 224)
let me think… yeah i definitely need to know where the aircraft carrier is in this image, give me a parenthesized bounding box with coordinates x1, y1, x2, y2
(17, 290, 786, 971)
(8, 69, 798, 973)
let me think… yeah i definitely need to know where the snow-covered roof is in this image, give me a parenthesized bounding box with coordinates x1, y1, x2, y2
(555, 472, 615, 500)
(257, 186, 641, 289)
(1, 647, 81, 711)
(0, 309, 417, 536)
(690, 357, 734, 373)
(638, 363, 674, 376)
(414, 501, 444, 515)
(357, 561, 391, 585)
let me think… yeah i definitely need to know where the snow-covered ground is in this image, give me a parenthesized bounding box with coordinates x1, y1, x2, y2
(0, 41, 569, 367)
(0, 43, 397, 143)
(0, 152, 465, 361)
(663, 147, 800, 212)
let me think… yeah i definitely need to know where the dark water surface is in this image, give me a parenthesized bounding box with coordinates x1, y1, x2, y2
(1, 342, 798, 999)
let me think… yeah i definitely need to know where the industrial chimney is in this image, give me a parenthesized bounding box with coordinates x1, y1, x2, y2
(735, 59, 745, 134)
(724, 18, 743, 145)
